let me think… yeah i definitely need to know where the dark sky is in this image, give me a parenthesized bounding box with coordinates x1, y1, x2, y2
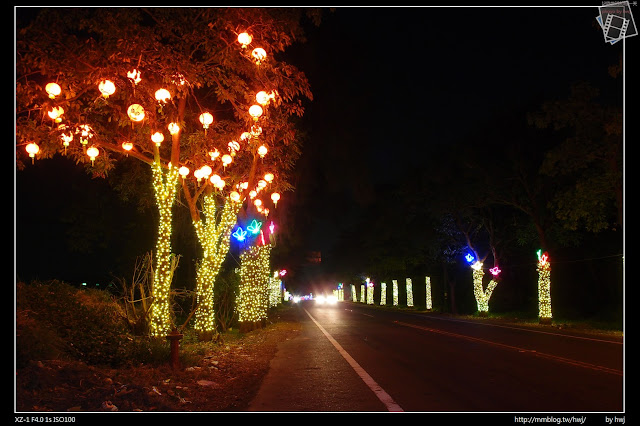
(276, 6, 624, 291)
(15, 6, 627, 293)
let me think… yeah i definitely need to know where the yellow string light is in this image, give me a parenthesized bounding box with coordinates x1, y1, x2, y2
(406, 278, 414, 307)
(537, 256, 552, 322)
(148, 162, 180, 337)
(193, 195, 242, 337)
(425, 276, 433, 310)
(380, 282, 387, 305)
(392, 280, 399, 306)
(237, 244, 272, 325)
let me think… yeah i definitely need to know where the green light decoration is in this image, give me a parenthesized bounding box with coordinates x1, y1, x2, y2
(192, 195, 242, 339)
(392, 280, 399, 306)
(237, 244, 272, 327)
(406, 278, 414, 307)
(148, 163, 180, 338)
(537, 250, 552, 323)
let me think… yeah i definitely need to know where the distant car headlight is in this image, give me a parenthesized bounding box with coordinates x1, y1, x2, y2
(315, 295, 326, 304)
(326, 295, 338, 305)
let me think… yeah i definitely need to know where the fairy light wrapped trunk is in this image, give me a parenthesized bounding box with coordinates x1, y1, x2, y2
(237, 243, 272, 332)
(192, 195, 242, 340)
(148, 163, 181, 337)
(537, 251, 552, 324)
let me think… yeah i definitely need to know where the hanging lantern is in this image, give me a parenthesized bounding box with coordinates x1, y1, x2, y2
(254, 199, 263, 208)
(238, 32, 252, 48)
(122, 141, 133, 152)
(98, 80, 116, 98)
(127, 69, 141, 85)
(210, 174, 222, 186)
(48, 106, 64, 123)
(60, 132, 73, 152)
(151, 132, 164, 147)
(264, 173, 274, 183)
(214, 179, 225, 190)
(168, 122, 180, 135)
(209, 149, 220, 160)
(127, 104, 145, 122)
(199, 112, 214, 129)
(45, 82, 61, 99)
(179, 166, 189, 179)
(271, 192, 280, 207)
(256, 91, 270, 106)
(252, 47, 267, 64)
(257, 145, 267, 158)
(240, 131, 251, 141)
(25, 142, 39, 162)
(200, 165, 212, 179)
(86, 146, 99, 165)
(249, 104, 263, 121)
(76, 124, 93, 147)
(194, 168, 204, 183)
(155, 88, 171, 103)
(230, 191, 241, 202)
(221, 154, 233, 168)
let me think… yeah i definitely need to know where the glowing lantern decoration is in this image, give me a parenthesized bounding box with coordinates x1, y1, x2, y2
(254, 199, 263, 208)
(45, 82, 61, 99)
(194, 168, 204, 182)
(200, 165, 212, 179)
(221, 154, 233, 168)
(251, 125, 262, 137)
(98, 79, 116, 98)
(233, 227, 247, 242)
(490, 266, 501, 276)
(257, 145, 267, 158)
(240, 132, 251, 141)
(249, 104, 263, 121)
(127, 69, 141, 84)
(214, 179, 225, 190)
(25, 142, 39, 162)
(86, 146, 99, 165)
(151, 132, 164, 147)
(127, 104, 145, 122)
(48, 106, 64, 122)
(76, 124, 93, 147)
(238, 32, 252, 47)
(249, 190, 257, 199)
(256, 91, 270, 106)
(230, 191, 241, 202)
(252, 47, 267, 64)
(168, 122, 180, 135)
(465, 253, 475, 264)
(178, 166, 189, 179)
(122, 141, 133, 153)
(199, 112, 213, 129)
(209, 149, 220, 160)
(247, 219, 262, 234)
(228, 140, 240, 156)
(264, 173, 274, 183)
(471, 261, 483, 271)
(155, 88, 171, 103)
(60, 131, 73, 152)
(271, 192, 280, 207)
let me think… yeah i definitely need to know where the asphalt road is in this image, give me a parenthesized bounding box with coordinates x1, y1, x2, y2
(248, 301, 624, 414)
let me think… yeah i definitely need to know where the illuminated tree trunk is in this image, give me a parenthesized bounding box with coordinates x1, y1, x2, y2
(425, 276, 433, 310)
(192, 195, 241, 340)
(148, 163, 180, 337)
(237, 244, 272, 332)
(472, 268, 498, 315)
(537, 252, 552, 324)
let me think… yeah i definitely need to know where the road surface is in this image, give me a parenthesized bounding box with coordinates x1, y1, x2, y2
(248, 301, 623, 414)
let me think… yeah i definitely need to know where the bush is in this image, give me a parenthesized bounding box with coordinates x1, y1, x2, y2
(16, 280, 169, 368)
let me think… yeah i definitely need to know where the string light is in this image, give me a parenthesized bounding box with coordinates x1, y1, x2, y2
(380, 282, 387, 305)
(148, 162, 180, 337)
(351, 284, 357, 302)
(537, 250, 552, 322)
(360, 284, 365, 303)
(425, 276, 432, 310)
(392, 280, 399, 306)
(237, 244, 272, 325)
(193, 196, 242, 337)
(406, 278, 414, 307)
(366, 278, 374, 305)
(471, 266, 498, 314)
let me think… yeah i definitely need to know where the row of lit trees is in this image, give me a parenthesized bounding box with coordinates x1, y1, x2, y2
(16, 8, 318, 338)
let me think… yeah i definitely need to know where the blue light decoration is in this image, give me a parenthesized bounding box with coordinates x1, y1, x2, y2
(233, 227, 248, 242)
(465, 253, 475, 264)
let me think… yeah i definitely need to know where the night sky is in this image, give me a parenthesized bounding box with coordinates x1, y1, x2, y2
(15, 7, 628, 298)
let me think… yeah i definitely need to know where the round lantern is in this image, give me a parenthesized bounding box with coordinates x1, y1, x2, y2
(179, 166, 190, 178)
(45, 82, 61, 99)
(48, 106, 64, 123)
(264, 172, 274, 183)
(151, 132, 164, 146)
(127, 69, 141, 85)
(238, 32, 252, 47)
(271, 192, 281, 206)
(155, 88, 171, 103)
(249, 104, 263, 120)
(221, 154, 233, 168)
(256, 91, 270, 106)
(122, 141, 133, 152)
(257, 145, 267, 158)
(210, 174, 222, 186)
(230, 191, 241, 202)
(127, 104, 145, 122)
(86, 146, 99, 165)
(168, 122, 180, 135)
(98, 80, 116, 98)
(252, 47, 267, 64)
(199, 112, 214, 129)
(25, 142, 39, 159)
(200, 165, 212, 178)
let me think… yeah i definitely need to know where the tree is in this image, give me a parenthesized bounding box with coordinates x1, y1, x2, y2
(16, 7, 318, 337)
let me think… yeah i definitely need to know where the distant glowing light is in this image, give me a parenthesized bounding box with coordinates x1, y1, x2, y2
(471, 261, 483, 271)
(233, 227, 247, 241)
(98, 79, 116, 98)
(199, 112, 214, 129)
(238, 32, 252, 47)
(247, 219, 262, 234)
(465, 253, 475, 263)
(490, 266, 501, 276)
(127, 69, 141, 84)
(45, 82, 61, 99)
(155, 88, 171, 103)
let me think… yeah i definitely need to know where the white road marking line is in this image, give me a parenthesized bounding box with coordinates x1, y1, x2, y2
(304, 308, 404, 412)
